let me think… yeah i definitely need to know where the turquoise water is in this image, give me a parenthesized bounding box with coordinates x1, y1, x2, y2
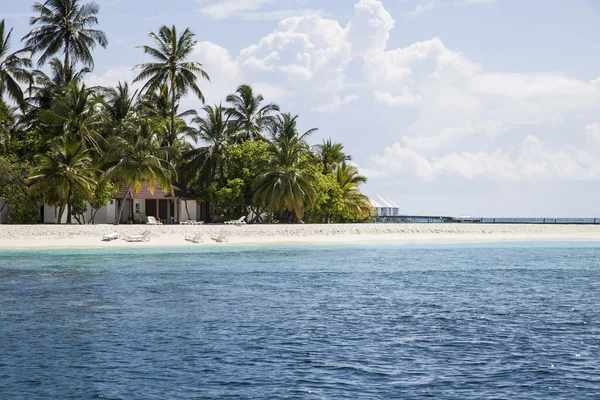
(1, 243, 599, 399)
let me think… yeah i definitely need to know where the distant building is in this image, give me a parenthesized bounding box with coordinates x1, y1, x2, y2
(369, 195, 400, 217)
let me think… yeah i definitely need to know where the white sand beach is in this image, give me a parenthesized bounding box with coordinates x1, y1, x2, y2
(1, 223, 600, 250)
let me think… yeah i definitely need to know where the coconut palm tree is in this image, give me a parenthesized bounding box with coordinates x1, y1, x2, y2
(181, 104, 233, 186)
(102, 81, 142, 143)
(134, 25, 209, 150)
(0, 99, 16, 154)
(254, 136, 319, 222)
(334, 162, 372, 220)
(29, 136, 96, 223)
(27, 58, 89, 108)
(315, 139, 350, 174)
(104, 118, 175, 224)
(138, 85, 197, 147)
(0, 20, 33, 108)
(39, 81, 106, 152)
(23, 0, 108, 69)
(269, 112, 317, 145)
(226, 84, 279, 142)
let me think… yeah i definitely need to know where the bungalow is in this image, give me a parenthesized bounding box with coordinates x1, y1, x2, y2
(35, 183, 202, 224)
(113, 183, 199, 224)
(369, 194, 400, 217)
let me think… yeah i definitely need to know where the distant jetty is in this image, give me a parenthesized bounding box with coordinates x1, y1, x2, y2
(374, 215, 600, 224)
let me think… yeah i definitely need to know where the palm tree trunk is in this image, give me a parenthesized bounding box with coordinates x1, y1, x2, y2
(57, 201, 66, 224)
(170, 76, 176, 154)
(183, 200, 191, 220)
(115, 184, 131, 225)
(64, 36, 70, 73)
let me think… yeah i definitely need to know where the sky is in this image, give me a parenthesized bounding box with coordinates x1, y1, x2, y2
(2, 0, 600, 217)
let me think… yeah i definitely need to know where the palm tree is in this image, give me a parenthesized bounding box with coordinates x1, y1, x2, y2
(254, 137, 319, 222)
(102, 81, 140, 142)
(39, 81, 106, 152)
(0, 99, 16, 154)
(182, 104, 233, 186)
(134, 25, 210, 150)
(269, 113, 317, 144)
(29, 136, 96, 223)
(105, 118, 175, 224)
(138, 85, 197, 147)
(23, 0, 108, 69)
(315, 139, 350, 174)
(334, 162, 372, 220)
(0, 20, 33, 108)
(226, 84, 279, 142)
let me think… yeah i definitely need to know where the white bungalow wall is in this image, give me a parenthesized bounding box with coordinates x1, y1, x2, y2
(180, 200, 197, 222)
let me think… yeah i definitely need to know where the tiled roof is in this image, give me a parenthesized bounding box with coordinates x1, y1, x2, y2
(114, 182, 196, 200)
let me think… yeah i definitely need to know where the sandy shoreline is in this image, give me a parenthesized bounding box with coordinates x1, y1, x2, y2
(1, 223, 600, 250)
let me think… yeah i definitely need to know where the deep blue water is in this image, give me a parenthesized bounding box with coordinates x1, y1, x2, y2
(1, 243, 599, 399)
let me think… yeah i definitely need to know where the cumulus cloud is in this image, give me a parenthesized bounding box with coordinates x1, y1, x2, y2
(346, 0, 395, 55)
(369, 127, 600, 182)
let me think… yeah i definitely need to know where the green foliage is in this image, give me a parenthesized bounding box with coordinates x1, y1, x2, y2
(8, 193, 40, 224)
(23, 0, 108, 69)
(89, 180, 117, 223)
(0, 155, 28, 204)
(29, 136, 96, 223)
(206, 178, 245, 220)
(0, 156, 39, 224)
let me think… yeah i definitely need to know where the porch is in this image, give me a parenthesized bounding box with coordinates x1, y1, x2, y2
(114, 183, 197, 224)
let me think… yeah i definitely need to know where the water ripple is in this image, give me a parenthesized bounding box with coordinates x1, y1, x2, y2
(0, 244, 599, 399)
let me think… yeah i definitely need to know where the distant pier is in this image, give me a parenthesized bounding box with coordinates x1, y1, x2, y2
(374, 215, 600, 224)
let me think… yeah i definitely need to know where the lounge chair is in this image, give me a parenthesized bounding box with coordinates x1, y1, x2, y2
(102, 232, 121, 241)
(185, 233, 204, 243)
(146, 216, 162, 225)
(224, 216, 246, 226)
(210, 229, 229, 243)
(123, 230, 151, 242)
(180, 220, 204, 225)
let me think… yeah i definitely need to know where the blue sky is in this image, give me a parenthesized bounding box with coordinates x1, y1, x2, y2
(2, 0, 600, 216)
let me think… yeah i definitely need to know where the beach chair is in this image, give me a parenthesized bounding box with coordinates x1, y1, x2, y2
(185, 233, 204, 243)
(123, 230, 151, 242)
(102, 232, 121, 241)
(146, 216, 162, 225)
(224, 216, 246, 226)
(210, 229, 229, 243)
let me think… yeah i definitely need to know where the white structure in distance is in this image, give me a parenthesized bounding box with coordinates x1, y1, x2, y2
(369, 195, 400, 217)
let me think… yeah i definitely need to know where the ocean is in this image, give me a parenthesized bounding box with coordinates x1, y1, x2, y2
(1, 243, 599, 399)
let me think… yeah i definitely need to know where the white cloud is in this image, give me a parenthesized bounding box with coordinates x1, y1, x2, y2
(369, 127, 600, 182)
(410, 2, 436, 16)
(374, 89, 422, 106)
(238, 14, 351, 93)
(191, 41, 241, 104)
(312, 94, 359, 113)
(198, 0, 270, 19)
(85, 67, 137, 89)
(346, 0, 395, 55)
